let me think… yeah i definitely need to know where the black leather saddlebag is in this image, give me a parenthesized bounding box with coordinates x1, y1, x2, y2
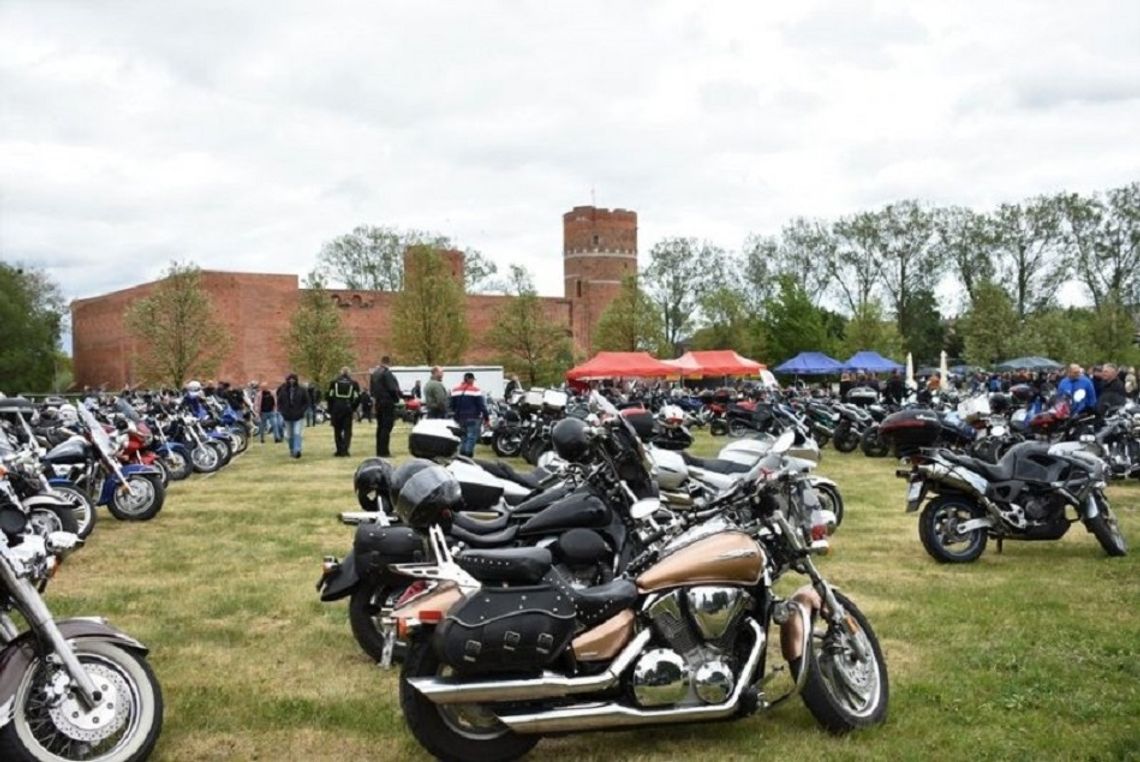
(432, 584, 576, 674)
(353, 525, 425, 580)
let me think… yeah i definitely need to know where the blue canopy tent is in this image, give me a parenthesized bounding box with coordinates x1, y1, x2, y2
(773, 352, 844, 375)
(843, 351, 903, 373)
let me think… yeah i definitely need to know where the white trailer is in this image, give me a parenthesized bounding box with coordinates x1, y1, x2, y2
(381, 365, 505, 400)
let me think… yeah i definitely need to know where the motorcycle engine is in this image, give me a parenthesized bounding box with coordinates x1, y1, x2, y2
(1023, 495, 1064, 521)
(550, 528, 612, 589)
(629, 588, 749, 707)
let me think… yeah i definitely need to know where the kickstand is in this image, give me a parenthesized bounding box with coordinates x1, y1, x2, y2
(996, 537, 1004, 554)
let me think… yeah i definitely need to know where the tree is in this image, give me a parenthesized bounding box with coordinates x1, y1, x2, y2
(287, 272, 356, 389)
(958, 280, 1019, 367)
(462, 249, 503, 294)
(762, 275, 837, 364)
(318, 225, 449, 291)
(124, 262, 231, 388)
(643, 238, 719, 351)
(934, 206, 997, 308)
(739, 235, 777, 312)
(775, 218, 836, 306)
(839, 299, 904, 361)
(391, 245, 469, 365)
(0, 263, 65, 393)
(593, 275, 666, 354)
(1059, 184, 1140, 310)
(830, 211, 883, 314)
(874, 200, 942, 335)
(989, 197, 1068, 320)
(487, 265, 572, 386)
(899, 288, 946, 365)
(690, 284, 765, 358)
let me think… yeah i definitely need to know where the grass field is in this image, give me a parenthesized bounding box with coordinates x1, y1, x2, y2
(40, 421, 1140, 761)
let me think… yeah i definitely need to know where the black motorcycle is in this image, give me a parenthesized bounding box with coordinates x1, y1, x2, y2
(885, 410, 1127, 563)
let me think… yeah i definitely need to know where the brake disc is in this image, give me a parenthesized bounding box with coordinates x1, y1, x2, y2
(47, 663, 131, 744)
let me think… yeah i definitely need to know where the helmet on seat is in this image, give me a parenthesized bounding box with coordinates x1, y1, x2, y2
(354, 458, 395, 512)
(552, 418, 591, 463)
(393, 463, 462, 528)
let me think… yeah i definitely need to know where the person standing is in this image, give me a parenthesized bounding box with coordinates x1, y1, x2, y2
(504, 373, 521, 399)
(257, 383, 283, 443)
(1096, 364, 1127, 415)
(277, 373, 309, 458)
(305, 382, 321, 427)
(451, 372, 488, 457)
(1058, 363, 1097, 415)
(410, 379, 422, 400)
(370, 356, 401, 457)
(424, 366, 449, 419)
(327, 367, 361, 457)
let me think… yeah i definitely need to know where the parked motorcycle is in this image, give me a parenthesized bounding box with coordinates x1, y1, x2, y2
(884, 409, 1127, 562)
(0, 474, 164, 761)
(387, 437, 887, 760)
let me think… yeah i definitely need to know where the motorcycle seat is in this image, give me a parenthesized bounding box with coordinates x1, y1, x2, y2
(940, 450, 1014, 481)
(456, 547, 552, 584)
(449, 523, 519, 548)
(474, 458, 544, 490)
(452, 510, 509, 533)
(680, 451, 751, 475)
(567, 578, 639, 626)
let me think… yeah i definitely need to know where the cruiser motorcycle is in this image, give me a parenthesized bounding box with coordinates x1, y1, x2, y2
(0, 472, 164, 761)
(386, 452, 887, 760)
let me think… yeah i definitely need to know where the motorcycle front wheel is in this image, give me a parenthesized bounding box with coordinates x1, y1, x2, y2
(918, 495, 988, 563)
(28, 503, 79, 537)
(833, 426, 861, 453)
(163, 449, 192, 481)
(400, 639, 538, 762)
(190, 444, 221, 474)
(860, 427, 890, 458)
(1086, 492, 1127, 557)
(814, 483, 845, 527)
(799, 590, 889, 733)
(728, 419, 749, 438)
(0, 640, 163, 762)
(709, 418, 729, 436)
(107, 475, 165, 521)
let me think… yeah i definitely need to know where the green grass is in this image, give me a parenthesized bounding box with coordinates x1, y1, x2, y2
(41, 423, 1140, 761)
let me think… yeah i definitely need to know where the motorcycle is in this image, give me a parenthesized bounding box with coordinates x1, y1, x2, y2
(884, 408, 1128, 562)
(0, 474, 164, 761)
(386, 432, 887, 761)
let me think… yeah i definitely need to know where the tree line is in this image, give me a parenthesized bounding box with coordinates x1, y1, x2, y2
(595, 182, 1140, 369)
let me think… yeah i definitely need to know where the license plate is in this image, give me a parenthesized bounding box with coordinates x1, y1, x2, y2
(906, 481, 923, 511)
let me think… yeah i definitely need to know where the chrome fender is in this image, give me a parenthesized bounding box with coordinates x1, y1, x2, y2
(0, 618, 148, 728)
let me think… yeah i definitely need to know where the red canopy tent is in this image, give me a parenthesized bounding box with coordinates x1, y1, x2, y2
(565, 352, 676, 381)
(664, 350, 765, 377)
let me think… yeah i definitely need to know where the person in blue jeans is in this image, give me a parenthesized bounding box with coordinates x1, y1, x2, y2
(277, 373, 310, 458)
(450, 372, 488, 457)
(257, 383, 283, 443)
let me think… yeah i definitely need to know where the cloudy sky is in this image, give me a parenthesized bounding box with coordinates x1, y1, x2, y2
(2, 0, 1139, 319)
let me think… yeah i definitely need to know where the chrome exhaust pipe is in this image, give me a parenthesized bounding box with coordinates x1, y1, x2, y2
(497, 619, 766, 735)
(409, 628, 652, 705)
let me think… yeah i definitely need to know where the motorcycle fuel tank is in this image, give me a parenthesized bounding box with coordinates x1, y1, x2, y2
(636, 531, 765, 592)
(518, 492, 611, 536)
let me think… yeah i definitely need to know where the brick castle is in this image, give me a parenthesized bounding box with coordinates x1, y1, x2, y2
(71, 205, 638, 387)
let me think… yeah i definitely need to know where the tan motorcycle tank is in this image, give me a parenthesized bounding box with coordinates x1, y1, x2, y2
(636, 532, 765, 592)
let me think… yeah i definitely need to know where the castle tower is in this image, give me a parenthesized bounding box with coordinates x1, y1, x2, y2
(563, 205, 638, 353)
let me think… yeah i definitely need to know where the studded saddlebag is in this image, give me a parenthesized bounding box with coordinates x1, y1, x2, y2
(432, 584, 577, 674)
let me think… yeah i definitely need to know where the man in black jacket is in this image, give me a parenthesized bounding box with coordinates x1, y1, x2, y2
(327, 367, 361, 457)
(1096, 364, 1127, 416)
(370, 356, 401, 457)
(277, 373, 310, 459)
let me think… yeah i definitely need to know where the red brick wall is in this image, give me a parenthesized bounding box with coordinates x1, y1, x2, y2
(71, 207, 636, 388)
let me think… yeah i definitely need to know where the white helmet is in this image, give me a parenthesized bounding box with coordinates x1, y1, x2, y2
(59, 403, 78, 425)
(186, 380, 202, 398)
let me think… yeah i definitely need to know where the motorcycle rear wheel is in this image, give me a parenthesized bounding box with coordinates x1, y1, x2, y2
(799, 590, 889, 733)
(349, 580, 409, 663)
(49, 484, 96, 539)
(492, 430, 523, 458)
(833, 427, 860, 453)
(860, 427, 890, 458)
(709, 419, 728, 437)
(1086, 493, 1127, 557)
(918, 496, 988, 563)
(0, 640, 163, 762)
(28, 503, 79, 537)
(728, 419, 749, 438)
(400, 640, 538, 762)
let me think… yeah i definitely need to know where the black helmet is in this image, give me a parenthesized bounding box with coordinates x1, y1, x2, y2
(1009, 384, 1035, 403)
(354, 458, 394, 512)
(988, 393, 1012, 415)
(394, 464, 462, 528)
(388, 458, 435, 509)
(552, 417, 591, 463)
